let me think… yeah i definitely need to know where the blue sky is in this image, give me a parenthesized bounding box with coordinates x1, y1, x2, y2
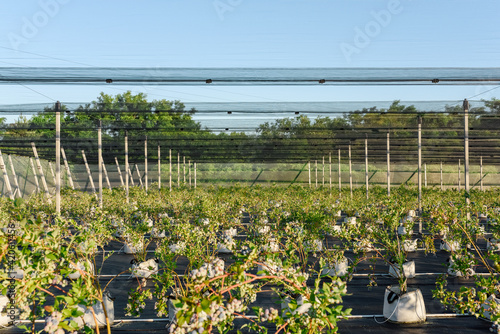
(1, 0, 500, 106)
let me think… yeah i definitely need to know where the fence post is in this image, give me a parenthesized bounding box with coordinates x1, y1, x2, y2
(30, 157, 40, 193)
(55, 101, 61, 214)
(115, 157, 124, 187)
(387, 132, 390, 196)
(418, 116, 422, 213)
(424, 163, 427, 187)
(61, 147, 74, 190)
(365, 135, 369, 199)
(8, 155, 21, 198)
(183, 156, 186, 185)
(338, 149, 341, 192)
(144, 136, 148, 193)
(458, 159, 461, 190)
(194, 162, 197, 188)
(32, 142, 52, 203)
(98, 120, 103, 208)
(329, 152, 332, 189)
(0, 151, 14, 200)
(177, 152, 180, 187)
(169, 148, 172, 191)
(440, 160, 443, 191)
(158, 145, 161, 190)
(315, 160, 318, 188)
(349, 144, 352, 198)
(480, 156, 483, 191)
(189, 160, 192, 188)
(81, 150, 97, 199)
(322, 156, 325, 186)
(463, 99, 470, 218)
(308, 161, 311, 187)
(125, 131, 129, 203)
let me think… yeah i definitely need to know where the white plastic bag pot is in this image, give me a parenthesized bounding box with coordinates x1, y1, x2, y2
(305, 239, 323, 252)
(0, 294, 16, 327)
(281, 295, 311, 318)
(68, 260, 94, 280)
(130, 258, 158, 278)
(403, 239, 418, 252)
(71, 292, 115, 329)
(487, 238, 500, 252)
(447, 256, 475, 277)
(124, 239, 144, 254)
(439, 239, 460, 252)
(388, 261, 416, 279)
(481, 294, 500, 320)
(383, 286, 426, 323)
(223, 228, 237, 237)
(321, 257, 349, 277)
(261, 238, 279, 253)
(344, 217, 356, 225)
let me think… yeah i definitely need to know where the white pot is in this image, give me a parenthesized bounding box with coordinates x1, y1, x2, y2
(257, 225, 270, 235)
(305, 239, 323, 252)
(321, 257, 349, 277)
(131, 258, 158, 278)
(403, 239, 418, 252)
(447, 256, 475, 277)
(68, 260, 94, 279)
(355, 239, 373, 252)
(151, 227, 166, 238)
(168, 242, 185, 253)
(389, 261, 416, 279)
(223, 227, 237, 237)
(487, 238, 500, 252)
(0, 294, 15, 327)
(481, 294, 500, 320)
(217, 236, 234, 254)
(124, 239, 144, 254)
(407, 210, 416, 218)
(439, 239, 460, 252)
(397, 225, 412, 236)
(167, 298, 178, 322)
(71, 292, 114, 328)
(262, 239, 279, 253)
(332, 225, 342, 233)
(344, 217, 356, 225)
(383, 286, 426, 323)
(281, 295, 311, 318)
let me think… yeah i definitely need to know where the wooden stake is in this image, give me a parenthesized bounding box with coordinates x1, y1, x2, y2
(49, 162, 56, 187)
(115, 157, 124, 187)
(8, 155, 21, 198)
(365, 136, 368, 199)
(329, 152, 332, 189)
(125, 132, 129, 203)
(55, 101, 61, 214)
(102, 160, 111, 189)
(194, 162, 197, 188)
(387, 132, 390, 196)
(144, 136, 148, 193)
(135, 164, 143, 187)
(158, 145, 161, 190)
(440, 161, 443, 191)
(322, 156, 325, 186)
(169, 149, 172, 191)
(348, 144, 352, 198)
(32, 142, 52, 203)
(98, 121, 103, 208)
(0, 151, 14, 200)
(480, 156, 483, 191)
(338, 149, 341, 192)
(189, 160, 191, 188)
(128, 166, 135, 186)
(308, 161, 311, 187)
(30, 157, 40, 193)
(61, 147, 75, 189)
(177, 152, 180, 187)
(81, 150, 97, 198)
(315, 160, 318, 188)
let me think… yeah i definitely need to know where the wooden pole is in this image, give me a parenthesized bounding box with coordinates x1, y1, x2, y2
(98, 121, 103, 208)
(338, 149, 341, 192)
(194, 162, 197, 188)
(177, 152, 180, 187)
(480, 156, 483, 191)
(315, 160, 318, 188)
(125, 131, 129, 203)
(329, 152, 332, 189)
(189, 160, 192, 188)
(418, 116, 422, 212)
(32, 142, 52, 203)
(158, 145, 161, 190)
(183, 156, 186, 185)
(102, 160, 111, 190)
(30, 157, 40, 193)
(458, 159, 461, 190)
(135, 164, 143, 187)
(144, 136, 148, 193)
(81, 150, 97, 198)
(0, 151, 14, 200)
(55, 101, 61, 214)
(464, 99, 469, 195)
(8, 155, 21, 198)
(322, 156, 325, 186)
(365, 135, 369, 199)
(348, 144, 352, 198)
(169, 148, 172, 191)
(387, 132, 390, 196)
(308, 161, 311, 187)
(128, 166, 135, 186)
(115, 157, 124, 187)
(424, 163, 427, 187)
(61, 147, 74, 189)
(440, 161, 443, 191)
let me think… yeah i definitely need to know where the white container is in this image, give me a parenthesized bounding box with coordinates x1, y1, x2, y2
(447, 256, 475, 277)
(407, 210, 416, 218)
(344, 217, 356, 225)
(124, 239, 144, 254)
(262, 239, 279, 253)
(487, 238, 500, 252)
(397, 225, 412, 236)
(481, 294, 500, 320)
(68, 260, 94, 280)
(383, 286, 426, 323)
(257, 225, 270, 235)
(131, 258, 158, 278)
(223, 228, 237, 237)
(321, 257, 349, 277)
(71, 292, 115, 328)
(168, 243, 185, 253)
(305, 239, 323, 252)
(388, 261, 416, 279)
(439, 239, 460, 252)
(403, 239, 418, 252)
(281, 295, 311, 318)
(167, 298, 178, 322)
(151, 227, 166, 238)
(0, 295, 15, 327)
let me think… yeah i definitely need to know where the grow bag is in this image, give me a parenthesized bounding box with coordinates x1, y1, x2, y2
(383, 286, 426, 323)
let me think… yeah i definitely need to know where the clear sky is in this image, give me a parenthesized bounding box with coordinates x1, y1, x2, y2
(1, 0, 500, 106)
